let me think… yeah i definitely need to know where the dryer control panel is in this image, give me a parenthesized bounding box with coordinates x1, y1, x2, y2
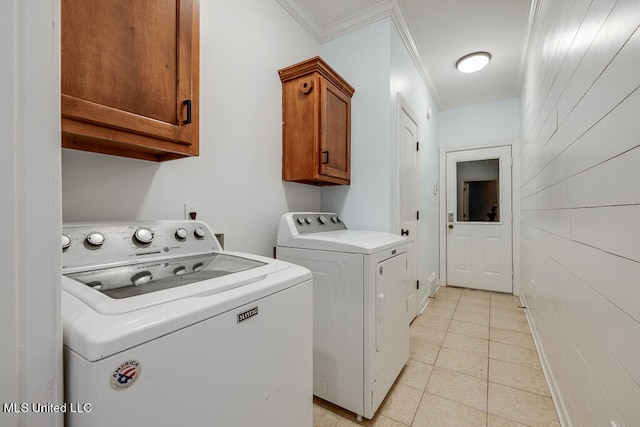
(290, 212, 347, 234)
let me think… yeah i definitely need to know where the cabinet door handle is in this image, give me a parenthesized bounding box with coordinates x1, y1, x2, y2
(183, 99, 192, 125)
(322, 151, 329, 164)
(401, 228, 409, 236)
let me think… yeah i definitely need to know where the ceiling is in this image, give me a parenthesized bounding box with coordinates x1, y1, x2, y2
(277, 0, 536, 110)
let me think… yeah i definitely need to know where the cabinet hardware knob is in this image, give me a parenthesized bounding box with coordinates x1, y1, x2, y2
(299, 79, 313, 94)
(183, 99, 192, 125)
(322, 151, 329, 164)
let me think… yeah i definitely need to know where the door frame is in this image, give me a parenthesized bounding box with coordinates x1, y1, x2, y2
(395, 94, 421, 317)
(438, 140, 521, 296)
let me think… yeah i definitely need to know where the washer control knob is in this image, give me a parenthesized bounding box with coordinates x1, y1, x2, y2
(305, 217, 313, 224)
(318, 215, 327, 224)
(131, 271, 153, 286)
(331, 216, 338, 223)
(297, 217, 305, 225)
(194, 227, 206, 239)
(175, 228, 188, 240)
(134, 227, 154, 244)
(62, 234, 72, 250)
(173, 266, 187, 276)
(86, 231, 105, 247)
(192, 262, 204, 272)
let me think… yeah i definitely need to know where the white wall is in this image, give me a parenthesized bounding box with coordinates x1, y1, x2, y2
(62, 0, 321, 257)
(1, 1, 62, 426)
(439, 98, 520, 148)
(320, 18, 439, 305)
(320, 19, 393, 232)
(519, 0, 640, 425)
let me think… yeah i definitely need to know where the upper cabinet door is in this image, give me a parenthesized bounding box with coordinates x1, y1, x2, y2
(320, 78, 351, 182)
(61, 0, 200, 161)
(279, 57, 354, 186)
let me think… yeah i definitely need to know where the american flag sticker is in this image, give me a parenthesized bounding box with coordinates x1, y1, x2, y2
(110, 360, 141, 391)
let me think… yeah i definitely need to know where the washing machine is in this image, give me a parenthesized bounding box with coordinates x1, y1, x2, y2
(276, 212, 409, 420)
(61, 220, 312, 427)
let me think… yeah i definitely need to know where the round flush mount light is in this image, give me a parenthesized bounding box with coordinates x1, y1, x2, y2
(456, 51, 491, 73)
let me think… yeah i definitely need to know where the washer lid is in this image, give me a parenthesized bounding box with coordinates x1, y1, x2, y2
(277, 230, 408, 254)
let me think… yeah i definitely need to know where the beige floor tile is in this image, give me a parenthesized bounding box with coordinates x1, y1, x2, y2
(435, 347, 488, 379)
(412, 392, 487, 427)
(453, 309, 490, 326)
(487, 413, 528, 426)
(410, 323, 447, 345)
(426, 366, 488, 411)
(412, 313, 451, 331)
(457, 301, 491, 315)
(489, 358, 551, 396)
(489, 314, 530, 334)
(437, 286, 463, 296)
(410, 339, 440, 365)
(372, 415, 409, 427)
(449, 320, 489, 340)
(490, 307, 526, 321)
(488, 382, 560, 427)
(459, 295, 492, 307)
(398, 359, 433, 391)
(314, 403, 342, 427)
(379, 383, 423, 426)
(423, 305, 454, 320)
(490, 328, 534, 349)
(461, 288, 491, 299)
(428, 298, 458, 310)
(442, 331, 489, 357)
(337, 417, 364, 427)
(489, 296, 522, 311)
(489, 341, 542, 370)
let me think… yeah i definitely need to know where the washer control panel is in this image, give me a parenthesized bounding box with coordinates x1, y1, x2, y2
(291, 213, 347, 234)
(62, 220, 221, 273)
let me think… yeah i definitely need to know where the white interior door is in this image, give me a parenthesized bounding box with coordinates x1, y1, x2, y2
(445, 146, 512, 293)
(398, 101, 419, 321)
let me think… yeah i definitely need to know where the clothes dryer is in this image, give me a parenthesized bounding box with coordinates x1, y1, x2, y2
(276, 212, 409, 420)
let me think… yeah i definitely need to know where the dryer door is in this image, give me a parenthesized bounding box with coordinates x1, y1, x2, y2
(375, 253, 408, 351)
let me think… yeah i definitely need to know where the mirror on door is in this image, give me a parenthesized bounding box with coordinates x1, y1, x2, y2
(456, 158, 499, 222)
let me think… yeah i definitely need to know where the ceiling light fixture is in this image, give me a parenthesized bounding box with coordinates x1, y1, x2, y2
(456, 52, 491, 73)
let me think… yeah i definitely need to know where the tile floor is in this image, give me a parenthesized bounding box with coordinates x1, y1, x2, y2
(313, 286, 561, 427)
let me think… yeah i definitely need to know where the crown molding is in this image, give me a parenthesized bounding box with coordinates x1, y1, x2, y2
(276, 0, 443, 109)
(274, 0, 323, 41)
(517, 0, 542, 92)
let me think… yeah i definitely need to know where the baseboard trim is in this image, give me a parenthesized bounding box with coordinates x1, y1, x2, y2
(519, 294, 571, 427)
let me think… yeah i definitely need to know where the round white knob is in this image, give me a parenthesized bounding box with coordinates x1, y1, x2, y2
(62, 234, 72, 249)
(331, 216, 338, 223)
(192, 262, 204, 272)
(173, 266, 187, 276)
(86, 231, 105, 247)
(305, 217, 313, 224)
(318, 215, 327, 224)
(134, 227, 154, 244)
(194, 227, 206, 239)
(175, 228, 188, 240)
(297, 217, 305, 225)
(132, 272, 153, 286)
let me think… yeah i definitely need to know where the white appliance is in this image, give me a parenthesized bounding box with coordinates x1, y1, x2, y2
(276, 212, 409, 420)
(62, 220, 312, 427)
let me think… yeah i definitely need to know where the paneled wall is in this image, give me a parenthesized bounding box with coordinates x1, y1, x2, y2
(519, 0, 640, 425)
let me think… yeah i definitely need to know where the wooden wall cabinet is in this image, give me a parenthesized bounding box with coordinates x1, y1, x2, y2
(279, 57, 355, 185)
(61, 0, 200, 162)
